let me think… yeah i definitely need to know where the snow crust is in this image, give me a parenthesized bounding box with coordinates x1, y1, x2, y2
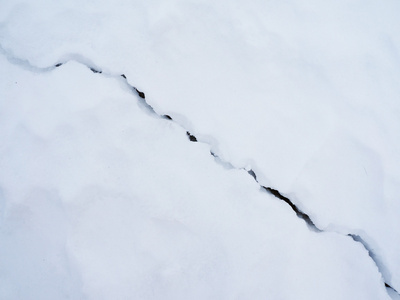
(0, 0, 399, 298)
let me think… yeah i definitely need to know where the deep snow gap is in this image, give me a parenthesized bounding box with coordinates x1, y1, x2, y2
(1, 46, 397, 298)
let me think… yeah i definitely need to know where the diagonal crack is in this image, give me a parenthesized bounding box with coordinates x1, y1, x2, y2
(1, 45, 398, 298)
(262, 186, 319, 231)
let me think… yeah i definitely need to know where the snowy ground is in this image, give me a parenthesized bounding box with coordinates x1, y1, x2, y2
(1, 1, 399, 299)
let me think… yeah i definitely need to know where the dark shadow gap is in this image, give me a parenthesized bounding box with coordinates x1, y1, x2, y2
(262, 186, 320, 231)
(90, 67, 102, 74)
(186, 131, 197, 142)
(135, 88, 145, 99)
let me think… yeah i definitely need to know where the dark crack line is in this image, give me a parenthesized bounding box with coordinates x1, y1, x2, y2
(262, 186, 320, 231)
(1, 47, 398, 297)
(186, 131, 198, 142)
(245, 170, 318, 231)
(349, 234, 398, 295)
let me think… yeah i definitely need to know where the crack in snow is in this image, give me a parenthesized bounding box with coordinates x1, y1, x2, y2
(262, 186, 319, 231)
(245, 170, 318, 231)
(186, 131, 198, 142)
(1, 45, 398, 298)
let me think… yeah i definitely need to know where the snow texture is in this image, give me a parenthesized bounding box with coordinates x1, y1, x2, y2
(0, 0, 399, 299)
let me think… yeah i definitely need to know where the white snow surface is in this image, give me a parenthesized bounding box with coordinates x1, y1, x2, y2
(0, 0, 399, 298)
(0, 56, 389, 299)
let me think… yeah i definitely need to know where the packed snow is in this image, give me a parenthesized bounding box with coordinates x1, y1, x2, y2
(0, 0, 399, 299)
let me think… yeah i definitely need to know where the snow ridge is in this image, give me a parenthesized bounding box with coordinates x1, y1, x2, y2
(1, 46, 398, 298)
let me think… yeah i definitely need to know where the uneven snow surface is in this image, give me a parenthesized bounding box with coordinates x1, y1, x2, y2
(0, 1, 399, 299)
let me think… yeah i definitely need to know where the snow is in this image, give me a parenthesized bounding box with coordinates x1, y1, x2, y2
(0, 0, 399, 298)
(0, 54, 390, 299)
